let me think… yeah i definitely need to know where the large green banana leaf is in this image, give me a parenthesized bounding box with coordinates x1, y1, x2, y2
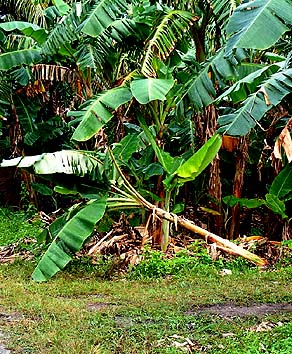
(70, 78, 177, 142)
(184, 49, 238, 110)
(0, 21, 47, 44)
(32, 196, 107, 281)
(79, 0, 128, 37)
(217, 67, 292, 136)
(0, 49, 42, 71)
(175, 134, 222, 184)
(270, 164, 292, 199)
(69, 87, 132, 141)
(0, 150, 105, 183)
(216, 63, 280, 103)
(130, 78, 174, 104)
(41, 7, 80, 55)
(225, 0, 292, 56)
(141, 10, 193, 77)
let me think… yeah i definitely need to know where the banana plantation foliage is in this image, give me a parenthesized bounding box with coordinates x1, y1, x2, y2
(0, 0, 292, 281)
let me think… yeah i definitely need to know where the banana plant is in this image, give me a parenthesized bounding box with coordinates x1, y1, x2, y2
(1, 145, 268, 281)
(223, 164, 292, 220)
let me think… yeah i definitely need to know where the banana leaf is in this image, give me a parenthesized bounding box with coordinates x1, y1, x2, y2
(32, 196, 108, 281)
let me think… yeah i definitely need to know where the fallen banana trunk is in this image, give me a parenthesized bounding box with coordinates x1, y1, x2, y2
(110, 150, 269, 268)
(153, 206, 268, 267)
(132, 197, 268, 267)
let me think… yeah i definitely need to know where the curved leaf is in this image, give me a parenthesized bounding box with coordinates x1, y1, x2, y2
(270, 164, 292, 199)
(0, 21, 47, 44)
(41, 6, 81, 55)
(184, 48, 239, 111)
(0, 49, 42, 70)
(225, 0, 292, 56)
(218, 67, 292, 136)
(79, 0, 128, 37)
(69, 87, 132, 142)
(1, 150, 104, 182)
(32, 196, 107, 281)
(216, 63, 280, 104)
(131, 78, 174, 104)
(265, 193, 287, 219)
(186, 65, 216, 110)
(141, 10, 194, 77)
(113, 134, 140, 163)
(175, 134, 222, 183)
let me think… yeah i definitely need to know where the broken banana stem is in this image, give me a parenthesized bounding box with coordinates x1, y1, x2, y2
(148, 206, 269, 268)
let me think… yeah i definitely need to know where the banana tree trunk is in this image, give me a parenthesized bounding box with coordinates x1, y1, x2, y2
(228, 136, 249, 240)
(150, 205, 268, 267)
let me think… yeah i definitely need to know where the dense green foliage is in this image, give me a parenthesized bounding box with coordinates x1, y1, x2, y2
(0, 0, 292, 280)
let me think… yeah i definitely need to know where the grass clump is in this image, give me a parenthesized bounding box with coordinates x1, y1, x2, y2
(0, 207, 42, 246)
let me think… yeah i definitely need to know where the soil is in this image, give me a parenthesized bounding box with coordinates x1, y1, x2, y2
(187, 302, 292, 318)
(0, 312, 23, 354)
(0, 330, 10, 354)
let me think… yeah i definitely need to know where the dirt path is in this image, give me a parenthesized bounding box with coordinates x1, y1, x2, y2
(187, 302, 292, 318)
(0, 331, 10, 354)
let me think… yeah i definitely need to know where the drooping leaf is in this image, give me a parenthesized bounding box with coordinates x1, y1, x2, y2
(32, 196, 107, 281)
(79, 0, 129, 37)
(184, 48, 238, 111)
(270, 164, 292, 199)
(0, 21, 47, 44)
(265, 193, 287, 219)
(216, 63, 280, 104)
(175, 134, 222, 183)
(1, 150, 104, 182)
(217, 67, 292, 136)
(130, 78, 174, 104)
(41, 6, 81, 55)
(74, 43, 100, 70)
(141, 10, 194, 77)
(69, 87, 132, 142)
(225, 0, 292, 56)
(0, 49, 42, 70)
(186, 65, 216, 110)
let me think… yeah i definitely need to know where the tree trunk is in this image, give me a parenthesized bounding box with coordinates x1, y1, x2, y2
(228, 136, 249, 240)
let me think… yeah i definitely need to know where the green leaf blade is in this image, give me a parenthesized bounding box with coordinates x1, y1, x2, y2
(130, 78, 174, 104)
(270, 165, 292, 199)
(32, 197, 107, 282)
(70, 87, 132, 142)
(176, 134, 222, 182)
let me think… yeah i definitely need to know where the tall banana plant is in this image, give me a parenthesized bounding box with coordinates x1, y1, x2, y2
(1, 144, 268, 281)
(217, 0, 292, 136)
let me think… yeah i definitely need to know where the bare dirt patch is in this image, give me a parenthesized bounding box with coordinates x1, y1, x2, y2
(87, 302, 116, 311)
(0, 312, 23, 354)
(187, 303, 292, 318)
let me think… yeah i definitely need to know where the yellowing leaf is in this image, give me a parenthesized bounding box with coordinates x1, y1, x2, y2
(273, 117, 292, 162)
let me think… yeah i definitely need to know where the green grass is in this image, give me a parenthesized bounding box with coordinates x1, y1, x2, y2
(1, 208, 292, 353)
(1, 262, 292, 353)
(0, 207, 42, 245)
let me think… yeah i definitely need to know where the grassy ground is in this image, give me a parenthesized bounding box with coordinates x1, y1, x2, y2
(1, 208, 292, 353)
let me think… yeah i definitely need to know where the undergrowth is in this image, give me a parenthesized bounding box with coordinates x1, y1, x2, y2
(0, 207, 43, 246)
